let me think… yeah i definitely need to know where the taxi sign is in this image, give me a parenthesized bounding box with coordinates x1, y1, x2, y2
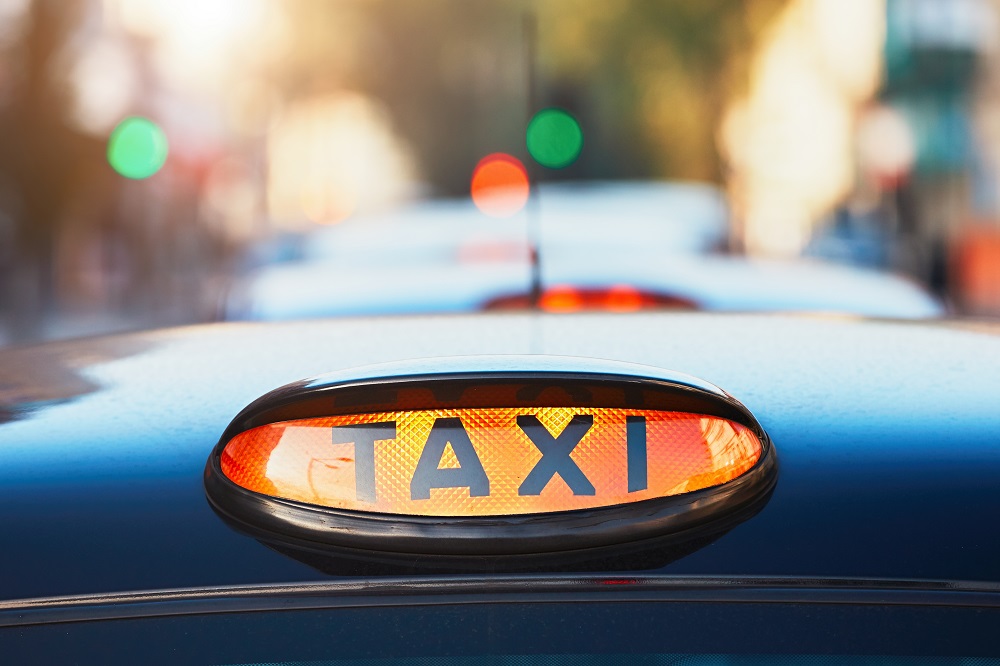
(205, 357, 776, 555)
(221, 408, 761, 517)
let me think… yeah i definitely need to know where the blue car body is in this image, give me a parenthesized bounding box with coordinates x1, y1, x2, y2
(0, 313, 997, 661)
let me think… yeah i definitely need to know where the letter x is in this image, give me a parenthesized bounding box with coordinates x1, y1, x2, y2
(517, 414, 595, 496)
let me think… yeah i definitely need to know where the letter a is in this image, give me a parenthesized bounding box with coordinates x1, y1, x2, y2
(411, 417, 490, 500)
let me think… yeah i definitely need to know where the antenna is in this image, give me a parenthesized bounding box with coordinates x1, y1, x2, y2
(523, 10, 542, 308)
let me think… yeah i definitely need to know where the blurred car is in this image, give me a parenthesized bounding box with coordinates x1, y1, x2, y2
(228, 181, 942, 322)
(228, 245, 944, 321)
(229, 181, 944, 321)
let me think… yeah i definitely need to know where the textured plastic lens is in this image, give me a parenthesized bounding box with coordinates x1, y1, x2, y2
(221, 408, 761, 517)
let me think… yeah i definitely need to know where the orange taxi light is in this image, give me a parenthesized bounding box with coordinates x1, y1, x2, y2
(539, 286, 584, 312)
(535, 286, 697, 313)
(605, 284, 645, 312)
(221, 407, 762, 517)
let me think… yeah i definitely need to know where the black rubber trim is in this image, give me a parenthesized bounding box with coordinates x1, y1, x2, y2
(204, 370, 778, 555)
(221, 480, 774, 575)
(205, 448, 775, 556)
(3, 575, 1000, 628)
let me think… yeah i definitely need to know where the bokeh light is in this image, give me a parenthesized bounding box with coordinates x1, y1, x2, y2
(266, 93, 417, 229)
(470, 153, 530, 217)
(526, 108, 583, 169)
(107, 117, 169, 179)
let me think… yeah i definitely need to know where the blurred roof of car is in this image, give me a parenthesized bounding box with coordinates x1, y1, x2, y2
(543, 254, 944, 318)
(230, 182, 941, 321)
(230, 253, 943, 321)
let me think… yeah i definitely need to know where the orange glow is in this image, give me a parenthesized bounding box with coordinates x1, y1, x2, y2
(605, 284, 644, 312)
(471, 153, 530, 217)
(534, 286, 695, 313)
(221, 407, 762, 517)
(539, 285, 584, 312)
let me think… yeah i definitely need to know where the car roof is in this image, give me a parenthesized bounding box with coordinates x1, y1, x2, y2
(232, 255, 943, 320)
(0, 313, 996, 600)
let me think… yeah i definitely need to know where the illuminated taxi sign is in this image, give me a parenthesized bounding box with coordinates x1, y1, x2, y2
(205, 358, 777, 555)
(221, 408, 761, 517)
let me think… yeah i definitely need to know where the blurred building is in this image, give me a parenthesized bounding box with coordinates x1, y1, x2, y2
(0, 0, 285, 343)
(725, 0, 1000, 316)
(721, 0, 885, 257)
(878, 0, 996, 292)
(961, 0, 1000, 314)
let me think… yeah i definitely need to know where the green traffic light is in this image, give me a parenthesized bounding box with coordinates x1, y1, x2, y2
(107, 117, 169, 180)
(526, 108, 583, 169)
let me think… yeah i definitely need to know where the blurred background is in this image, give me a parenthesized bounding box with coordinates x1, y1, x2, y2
(2, 0, 1000, 346)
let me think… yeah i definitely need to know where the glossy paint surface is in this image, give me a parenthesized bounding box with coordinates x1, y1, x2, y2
(1, 314, 999, 599)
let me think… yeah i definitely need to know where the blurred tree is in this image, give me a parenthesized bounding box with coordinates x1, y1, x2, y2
(536, 0, 787, 182)
(276, 0, 525, 196)
(276, 0, 786, 193)
(0, 0, 109, 340)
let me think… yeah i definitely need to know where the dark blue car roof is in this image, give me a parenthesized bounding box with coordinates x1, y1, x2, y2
(1, 313, 998, 600)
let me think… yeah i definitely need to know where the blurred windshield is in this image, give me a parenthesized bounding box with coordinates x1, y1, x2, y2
(3, 0, 998, 345)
